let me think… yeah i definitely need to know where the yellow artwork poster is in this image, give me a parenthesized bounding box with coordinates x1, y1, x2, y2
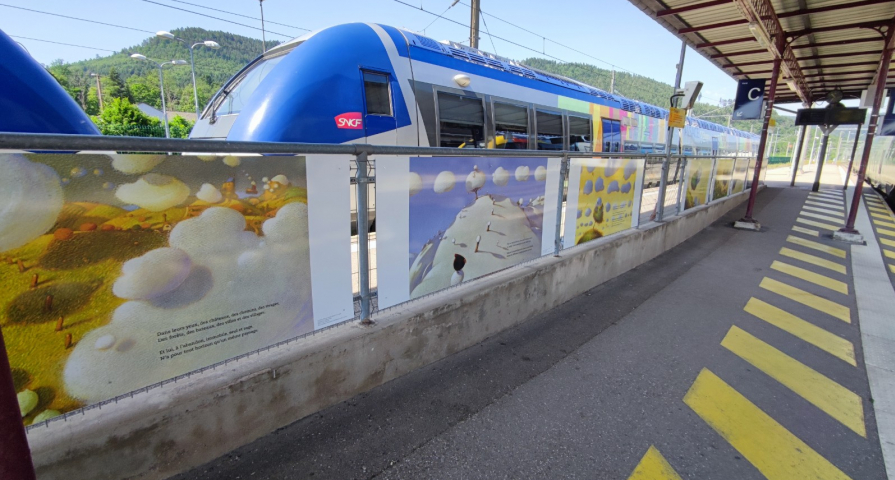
(713, 158, 735, 201)
(730, 158, 748, 194)
(568, 158, 643, 246)
(683, 158, 714, 210)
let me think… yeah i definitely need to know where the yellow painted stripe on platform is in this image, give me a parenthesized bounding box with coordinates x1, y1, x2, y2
(744, 298, 855, 366)
(876, 227, 895, 238)
(867, 207, 889, 214)
(801, 211, 845, 224)
(627, 446, 682, 480)
(797, 217, 841, 231)
(771, 261, 848, 294)
(760, 278, 851, 323)
(803, 205, 843, 216)
(890, 264, 895, 274)
(807, 197, 843, 206)
(779, 248, 846, 274)
(806, 200, 844, 211)
(871, 212, 893, 221)
(881, 238, 895, 249)
(792, 226, 819, 236)
(684, 369, 853, 480)
(810, 191, 842, 198)
(884, 250, 895, 261)
(786, 236, 847, 259)
(811, 194, 842, 201)
(872, 217, 895, 228)
(721, 326, 865, 437)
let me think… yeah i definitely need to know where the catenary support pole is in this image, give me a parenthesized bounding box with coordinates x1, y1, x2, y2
(844, 125, 862, 190)
(790, 124, 808, 186)
(259, 0, 267, 53)
(839, 34, 893, 238)
(656, 39, 686, 221)
(812, 130, 832, 192)
(158, 65, 170, 139)
(469, 0, 480, 49)
(739, 53, 781, 226)
(355, 153, 372, 322)
(0, 326, 36, 480)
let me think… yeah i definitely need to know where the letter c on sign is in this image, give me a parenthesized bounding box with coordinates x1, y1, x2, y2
(747, 88, 761, 101)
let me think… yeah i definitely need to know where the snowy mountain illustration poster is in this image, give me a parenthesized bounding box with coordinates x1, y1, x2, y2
(562, 158, 645, 248)
(375, 156, 562, 309)
(0, 153, 353, 422)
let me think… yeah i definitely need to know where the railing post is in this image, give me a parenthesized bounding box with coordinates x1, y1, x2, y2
(656, 155, 671, 222)
(675, 156, 688, 212)
(554, 155, 569, 256)
(0, 325, 36, 480)
(354, 152, 372, 323)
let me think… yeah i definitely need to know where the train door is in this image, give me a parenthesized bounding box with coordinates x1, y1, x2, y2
(601, 118, 621, 153)
(361, 70, 397, 145)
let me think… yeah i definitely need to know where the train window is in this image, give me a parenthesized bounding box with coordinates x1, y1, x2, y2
(493, 102, 529, 149)
(601, 119, 621, 153)
(216, 54, 288, 116)
(363, 72, 392, 116)
(536, 110, 564, 150)
(568, 115, 592, 152)
(437, 92, 484, 148)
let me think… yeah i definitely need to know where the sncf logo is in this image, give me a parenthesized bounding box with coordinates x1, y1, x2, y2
(335, 112, 363, 129)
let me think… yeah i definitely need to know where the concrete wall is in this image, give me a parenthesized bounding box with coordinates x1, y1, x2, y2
(26, 190, 754, 480)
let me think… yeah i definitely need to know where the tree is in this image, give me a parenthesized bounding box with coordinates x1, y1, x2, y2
(105, 67, 132, 102)
(168, 115, 194, 138)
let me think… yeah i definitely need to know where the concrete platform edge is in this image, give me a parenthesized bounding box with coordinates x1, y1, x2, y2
(25, 190, 756, 480)
(850, 186, 895, 479)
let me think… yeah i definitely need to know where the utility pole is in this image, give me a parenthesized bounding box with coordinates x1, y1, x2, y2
(610, 70, 615, 94)
(656, 39, 686, 222)
(91, 73, 104, 110)
(469, 0, 480, 49)
(259, 0, 267, 54)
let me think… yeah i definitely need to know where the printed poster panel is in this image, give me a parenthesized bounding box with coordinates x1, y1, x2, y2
(376, 156, 561, 310)
(563, 158, 645, 248)
(0, 153, 353, 424)
(682, 158, 714, 210)
(712, 158, 735, 201)
(730, 157, 749, 194)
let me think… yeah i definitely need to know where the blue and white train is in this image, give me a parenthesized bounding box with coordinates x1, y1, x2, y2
(191, 23, 760, 156)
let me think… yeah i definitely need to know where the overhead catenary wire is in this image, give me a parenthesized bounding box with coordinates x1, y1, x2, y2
(422, 0, 460, 34)
(139, 0, 292, 38)
(9, 35, 118, 53)
(0, 3, 155, 34)
(158, 0, 310, 32)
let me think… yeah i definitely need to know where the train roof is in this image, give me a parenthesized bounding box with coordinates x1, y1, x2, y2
(394, 27, 758, 140)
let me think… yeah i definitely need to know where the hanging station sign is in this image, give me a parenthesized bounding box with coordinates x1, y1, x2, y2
(732, 79, 766, 120)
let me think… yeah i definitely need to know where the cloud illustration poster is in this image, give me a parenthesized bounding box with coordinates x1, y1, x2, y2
(0, 153, 352, 424)
(375, 156, 561, 309)
(563, 158, 644, 248)
(683, 158, 714, 210)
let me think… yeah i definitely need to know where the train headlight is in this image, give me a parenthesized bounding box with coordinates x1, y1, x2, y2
(453, 74, 471, 88)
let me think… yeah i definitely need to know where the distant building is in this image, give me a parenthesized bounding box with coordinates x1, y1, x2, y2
(136, 103, 197, 122)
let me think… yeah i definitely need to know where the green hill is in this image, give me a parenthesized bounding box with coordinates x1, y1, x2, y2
(47, 27, 279, 115)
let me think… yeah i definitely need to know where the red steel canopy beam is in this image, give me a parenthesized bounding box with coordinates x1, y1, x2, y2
(786, 20, 890, 39)
(711, 49, 767, 59)
(657, 0, 730, 16)
(797, 50, 882, 61)
(696, 36, 755, 48)
(680, 20, 747, 34)
(778, 0, 895, 18)
(842, 15, 895, 235)
(790, 37, 883, 50)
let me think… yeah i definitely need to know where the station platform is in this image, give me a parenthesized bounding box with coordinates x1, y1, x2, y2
(172, 164, 895, 480)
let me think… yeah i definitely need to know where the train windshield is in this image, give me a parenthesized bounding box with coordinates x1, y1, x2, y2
(209, 50, 293, 118)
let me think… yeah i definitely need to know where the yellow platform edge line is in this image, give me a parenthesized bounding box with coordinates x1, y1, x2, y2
(744, 298, 855, 366)
(684, 369, 853, 480)
(792, 226, 819, 237)
(760, 277, 851, 323)
(876, 227, 895, 238)
(803, 205, 844, 217)
(889, 264, 895, 274)
(721, 326, 865, 437)
(627, 446, 683, 480)
(797, 217, 842, 232)
(786, 235, 847, 259)
(885, 250, 895, 260)
(805, 201, 844, 211)
(801, 211, 846, 224)
(778, 247, 846, 274)
(770, 261, 849, 294)
(880, 238, 895, 249)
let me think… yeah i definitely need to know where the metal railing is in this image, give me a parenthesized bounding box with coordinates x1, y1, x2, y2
(0, 133, 755, 431)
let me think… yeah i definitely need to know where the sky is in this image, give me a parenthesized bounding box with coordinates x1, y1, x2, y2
(0, 0, 756, 108)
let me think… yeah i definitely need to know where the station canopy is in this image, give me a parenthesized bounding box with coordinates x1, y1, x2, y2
(626, 0, 895, 105)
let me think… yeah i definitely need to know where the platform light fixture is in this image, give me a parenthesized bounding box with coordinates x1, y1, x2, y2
(156, 30, 222, 118)
(130, 54, 188, 138)
(748, 22, 771, 49)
